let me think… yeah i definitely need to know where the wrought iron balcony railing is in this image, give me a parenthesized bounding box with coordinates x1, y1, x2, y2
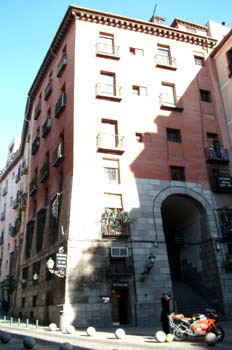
(96, 43, 120, 58)
(52, 142, 64, 166)
(101, 220, 130, 238)
(44, 80, 53, 100)
(34, 100, 42, 120)
(96, 133, 124, 154)
(205, 146, 229, 164)
(55, 93, 66, 118)
(29, 178, 38, 196)
(95, 83, 122, 101)
(155, 54, 177, 69)
(31, 136, 40, 155)
(39, 161, 49, 183)
(0, 211, 6, 221)
(159, 93, 184, 111)
(57, 54, 67, 77)
(21, 159, 29, 175)
(42, 116, 52, 138)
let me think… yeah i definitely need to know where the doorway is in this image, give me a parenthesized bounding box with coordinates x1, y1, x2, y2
(111, 288, 129, 324)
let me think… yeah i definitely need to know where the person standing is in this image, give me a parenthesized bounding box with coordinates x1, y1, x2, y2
(160, 292, 171, 334)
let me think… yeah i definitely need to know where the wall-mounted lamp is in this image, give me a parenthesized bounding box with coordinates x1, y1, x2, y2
(33, 273, 39, 281)
(46, 246, 67, 278)
(141, 253, 156, 280)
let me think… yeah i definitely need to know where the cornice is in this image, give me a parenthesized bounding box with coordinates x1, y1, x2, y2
(72, 7, 217, 48)
(27, 6, 217, 108)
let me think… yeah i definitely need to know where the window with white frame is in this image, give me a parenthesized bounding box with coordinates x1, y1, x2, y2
(103, 159, 120, 184)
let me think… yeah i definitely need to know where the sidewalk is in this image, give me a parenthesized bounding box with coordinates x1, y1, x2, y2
(0, 320, 232, 344)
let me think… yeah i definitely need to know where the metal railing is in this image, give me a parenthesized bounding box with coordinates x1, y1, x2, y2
(95, 83, 122, 99)
(159, 93, 184, 110)
(96, 43, 120, 57)
(155, 54, 176, 68)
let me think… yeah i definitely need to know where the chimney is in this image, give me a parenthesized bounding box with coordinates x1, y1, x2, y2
(150, 16, 166, 25)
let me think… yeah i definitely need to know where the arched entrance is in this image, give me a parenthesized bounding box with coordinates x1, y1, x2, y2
(159, 191, 223, 312)
(161, 194, 208, 283)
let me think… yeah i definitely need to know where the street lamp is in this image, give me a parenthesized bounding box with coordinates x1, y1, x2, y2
(46, 247, 67, 278)
(141, 253, 156, 280)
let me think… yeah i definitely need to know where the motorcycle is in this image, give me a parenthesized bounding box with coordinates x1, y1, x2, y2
(168, 311, 225, 342)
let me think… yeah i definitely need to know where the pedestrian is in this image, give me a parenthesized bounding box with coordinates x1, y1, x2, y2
(160, 292, 171, 334)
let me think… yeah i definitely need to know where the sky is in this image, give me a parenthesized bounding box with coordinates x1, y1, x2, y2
(0, 0, 232, 170)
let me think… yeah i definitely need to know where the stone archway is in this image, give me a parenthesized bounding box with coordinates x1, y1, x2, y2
(153, 186, 224, 312)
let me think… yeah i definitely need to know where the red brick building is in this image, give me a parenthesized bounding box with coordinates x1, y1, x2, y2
(12, 6, 232, 327)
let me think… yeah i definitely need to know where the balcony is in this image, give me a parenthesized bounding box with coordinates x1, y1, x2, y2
(52, 142, 64, 167)
(39, 161, 49, 183)
(29, 178, 38, 196)
(106, 258, 133, 277)
(57, 54, 67, 77)
(34, 100, 41, 120)
(2, 186, 8, 196)
(210, 172, 232, 193)
(0, 211, 6, 221)
(12, 196, 20, 209)
(205, 146, 229, 164)
(42, 116, 52, 138)
(21, 159, 29, 175)
(44, 80, 53, 100)
(95, 83, 122, 101)
(159, 93, 184, 111)
(155, 54, 177, 70)
(96, 133, 124, 154)
(9, 224, 16, 237)
(15, 169, 21, 183)
(31, 136, 40, 155)
(54, 93, 66, 118)
(96, 43, 120, 59)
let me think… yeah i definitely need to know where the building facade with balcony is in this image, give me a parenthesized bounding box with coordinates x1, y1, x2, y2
(0, 137, 27, 309)
(11, 6, 232, 327)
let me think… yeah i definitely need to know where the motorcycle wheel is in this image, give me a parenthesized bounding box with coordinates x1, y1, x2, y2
(173, 330, 188, 341)
(212, 326, 225, 342)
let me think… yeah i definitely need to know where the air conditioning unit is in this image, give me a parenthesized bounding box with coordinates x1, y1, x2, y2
(111, 247, 128, 258)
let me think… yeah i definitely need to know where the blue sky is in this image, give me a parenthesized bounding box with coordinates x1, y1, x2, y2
(0, 0, 231, 169)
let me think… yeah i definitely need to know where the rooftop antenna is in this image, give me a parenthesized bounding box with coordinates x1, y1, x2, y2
(152, 3, 157, 18)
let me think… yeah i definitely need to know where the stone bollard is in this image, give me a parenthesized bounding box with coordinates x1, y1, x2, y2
(59, 342, 73, 350)
(23, 336, 36, 349)
(86, 327, 96, 336)
(115, 328, 126, 339)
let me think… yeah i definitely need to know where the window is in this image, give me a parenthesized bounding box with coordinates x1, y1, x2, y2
(226, 49, 232, 77)
(170, 166, 186, 181)
(157, 45, 171, 65)
(167, 128, 182, 143)
(57, 46, 67, 77)
(161, 83, 175, 105)
(25, 221, 34, 258)
(111, 247, 128, 257)
(132, 85, 147, 96)
(135, 133, 143, 143)
(36, 208, 46, 252)
(98, 33, 114, 54)
(44, 187, 49, 206)
(103, 159, 120, 184)
(194, 56, 204, 66)
(101, 120, 118, 148)
(200, 89, 211, 102)
(129, 47, 144, 56)
(100, 72, 115, 96)
(104, 193, 122, 210)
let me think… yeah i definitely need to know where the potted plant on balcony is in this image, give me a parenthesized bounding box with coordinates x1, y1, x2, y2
(101, 209, 131, 235)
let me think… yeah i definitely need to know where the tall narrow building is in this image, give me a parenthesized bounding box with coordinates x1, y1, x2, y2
(10, 6, 232, 327)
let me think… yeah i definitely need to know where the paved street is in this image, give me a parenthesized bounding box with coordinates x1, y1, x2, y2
(0, 320, 231, 350)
